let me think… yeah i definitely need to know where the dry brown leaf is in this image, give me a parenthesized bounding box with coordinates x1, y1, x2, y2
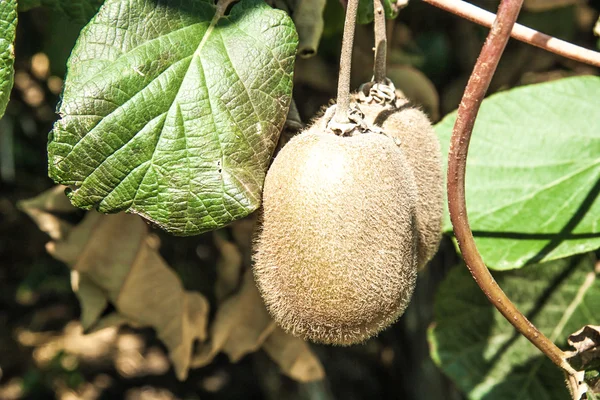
(71, 271, 109, 331)
(214, 232, 243, 302)
(192, 269, 275, 367)
(21, 197, 210, 381)
(72, 213, 208, 380)
(568, 325, 600, 370)
(18, 185, 74, 213)
(262, 327, 325, 383)
(88, 312, 136, 333)
(46, 211, 102, 264)
(22, 187, 325, 383)
(212, 214, 325, 382)
(17, 185, 76, 240)
(231, 216, 258, 252)
(569, 325, 600, 353)
(566, 325, 600, 398)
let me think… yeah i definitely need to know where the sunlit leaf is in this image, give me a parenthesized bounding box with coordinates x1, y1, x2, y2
(48, 0, 298, 236)
(437, 76, 600, 269)
(0, 0, 17, 118)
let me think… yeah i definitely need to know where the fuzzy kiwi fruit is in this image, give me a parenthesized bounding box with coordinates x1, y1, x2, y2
(253, 118, 419, 345)
(359, 94, 443, 269)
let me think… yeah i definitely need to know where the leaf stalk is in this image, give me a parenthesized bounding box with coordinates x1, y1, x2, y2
(373, 0, 387, 83)
(333, 0, 360, 124)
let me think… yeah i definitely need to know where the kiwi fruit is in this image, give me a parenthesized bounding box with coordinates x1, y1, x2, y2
(253, 117, 419, 345)
(359, 94, 443, 269)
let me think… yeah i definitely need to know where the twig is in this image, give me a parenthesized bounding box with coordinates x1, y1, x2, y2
(333, 0, 359, 124)
(373, 0, 387, 83)
(422, 0, 600, 68)
(446, 0, 578, 378)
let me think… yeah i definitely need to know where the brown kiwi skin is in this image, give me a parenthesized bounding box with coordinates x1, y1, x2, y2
(359, 95, 444, 269)
(253, 120, 419, 345)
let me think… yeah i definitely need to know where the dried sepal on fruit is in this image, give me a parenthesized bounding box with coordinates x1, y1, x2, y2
(253, 109, 419, 345)
(357, 83, 444, 269)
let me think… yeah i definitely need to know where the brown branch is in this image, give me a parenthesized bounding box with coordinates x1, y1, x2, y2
(373, 0, 387, 83)
(446, 0, 578, 378)
(423, 0, 600, 68)
(333, 0, 359, 124)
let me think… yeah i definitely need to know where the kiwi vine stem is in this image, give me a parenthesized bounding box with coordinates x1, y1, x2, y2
(446, 0, 579, 382)
(422, 0, 600, 67)
(334, 0, 359, 124)
(373, 0, 387, 83)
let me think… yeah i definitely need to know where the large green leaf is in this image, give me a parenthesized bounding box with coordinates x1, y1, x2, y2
(437, 76, 600, 270)
(48, 0, 298, 236)
(0, 0, 17, 118)
(428, 256, 600, 400)
(18, 0, 104, 23)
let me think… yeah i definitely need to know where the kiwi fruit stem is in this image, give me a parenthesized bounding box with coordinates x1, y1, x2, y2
(373, 0, 387, 83)
(333, 0, 359, 126)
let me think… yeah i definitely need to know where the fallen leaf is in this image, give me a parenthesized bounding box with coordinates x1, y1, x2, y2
(21, 189, 210, 381)
(214, 232, 243, 302)
(262, 327, 325, 383)
(47, 211, 101, 265)
(192, 269, 275, 367)
(21, 187, 325, 383)
(71, 271, 108, 331)
(17, 185, 76, 240)
(569, 326, 600, 359)
(568, 325, 600, 374)
(230, 213, 260, 266)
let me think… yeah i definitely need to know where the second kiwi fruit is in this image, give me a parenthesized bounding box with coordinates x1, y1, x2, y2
(359, 92, 444, 269)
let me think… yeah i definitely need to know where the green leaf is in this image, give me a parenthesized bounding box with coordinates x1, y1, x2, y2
(48, 0, 298, 236)
(428, 256, 600, 400)
(436, 76, 600, 269)
(0, 0, 17, 118)
(18, 0, 104, 23)
(357, 0, 398, 24)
